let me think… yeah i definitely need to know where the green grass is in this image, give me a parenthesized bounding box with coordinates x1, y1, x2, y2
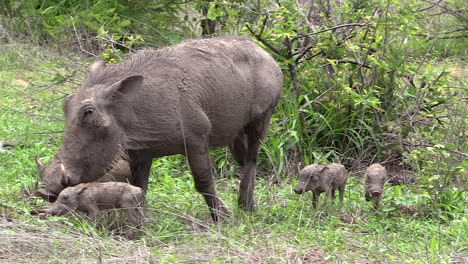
(0, 45, 466, 263)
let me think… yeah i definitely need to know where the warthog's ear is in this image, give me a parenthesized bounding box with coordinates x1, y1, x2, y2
(102, 75, 144, 102)
(88, 60, 106, 74)
(63, 94, 74, 119)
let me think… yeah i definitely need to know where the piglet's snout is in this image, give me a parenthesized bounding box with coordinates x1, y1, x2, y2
(294, 187, 304, 194)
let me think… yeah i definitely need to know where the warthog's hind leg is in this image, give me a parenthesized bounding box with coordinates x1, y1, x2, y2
(238, 108, 274, 212)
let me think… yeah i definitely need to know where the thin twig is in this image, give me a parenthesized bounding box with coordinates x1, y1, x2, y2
(379, 133, 468, 158)
(428, 71, 446, 88)
(416, 0, 443, 12)
(294, 45, 314, 64)
(420, 0, 468, 22)
(245, 24, 282, 55)
(428, 34, 468, 39)
(300, 51, 324, 64)
(335, 59, 370, 69)
(96, 36, 136, 52)
(258, 15, 269, 37)
(292, 23, 366, 39)
(71, 18, 96, 57)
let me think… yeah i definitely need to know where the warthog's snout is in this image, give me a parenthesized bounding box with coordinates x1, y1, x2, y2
(294, 187, 304, 194)
(35, 187, 58, 203)
(371, 191, 381, 197)
(30, 208, 47, 215)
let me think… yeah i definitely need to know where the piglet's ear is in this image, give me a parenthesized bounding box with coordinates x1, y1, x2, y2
(319, 166, 329, 173)
(78, 186, 88, 196)
(102, 75, 143, 102)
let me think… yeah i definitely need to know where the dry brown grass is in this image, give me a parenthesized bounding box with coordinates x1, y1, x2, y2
(0, 213, 330, 264)
(0, 217, 153, 264)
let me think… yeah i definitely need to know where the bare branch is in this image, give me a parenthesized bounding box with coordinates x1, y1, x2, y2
(313, 23, 366, 34)
(293, 23, 366, 39)
(414, 28, 468, 38)
(416, 0, 443, 12)
(258, 15, 269, 37)
(438, 28, 468, 35)
(299, 51, 324, 64)
(71, 18, 96, 57)
(428, 34, 468, 39)
(420, 0, 468, 22)
(405, 143, 468, 158)
(335, 59, 371, 69)
(294, 45, 314, 64)
(429, 71, 446, 88)
(298, 83, 338, 108)
(379, 133, 468, 158)
(96, 36, 136, 52)
(245, 24, 282, 55)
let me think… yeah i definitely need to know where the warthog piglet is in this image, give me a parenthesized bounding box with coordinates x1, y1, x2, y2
(39, 182, 145, 237)
(294, 163, 348, 208)
(363, 163, 387, 209)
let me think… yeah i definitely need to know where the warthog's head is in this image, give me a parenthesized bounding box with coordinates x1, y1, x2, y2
(43, 184, 88, 216)
(35, 156, 65, 202)
(35, 60, 143, 202)
(364, 165, 386, 205)
(294, 165, 327, 194)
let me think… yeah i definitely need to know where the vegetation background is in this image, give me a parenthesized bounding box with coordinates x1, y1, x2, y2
(0, 0, 466, 263)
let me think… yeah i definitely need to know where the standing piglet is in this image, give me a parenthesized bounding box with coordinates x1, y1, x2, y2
(294, 164, 348, 208)
(363, 163, 387, 209)
(39, 182, 145, 237)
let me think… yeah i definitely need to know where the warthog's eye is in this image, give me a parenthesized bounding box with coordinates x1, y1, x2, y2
(83, 106, 95, 116)
(80, 105, 97, 123)
(62, 195, 69, 200)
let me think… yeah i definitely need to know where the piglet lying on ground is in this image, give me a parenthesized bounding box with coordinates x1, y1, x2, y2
(363, 163, 387, 209)
(36, 182, 145, 238)
(294, 163, 348, 208)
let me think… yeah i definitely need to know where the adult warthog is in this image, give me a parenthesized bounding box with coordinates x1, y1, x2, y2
(35, 37, 283, 222)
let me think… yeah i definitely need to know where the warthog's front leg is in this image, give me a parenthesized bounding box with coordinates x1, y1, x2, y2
(186, 138, 229, 223)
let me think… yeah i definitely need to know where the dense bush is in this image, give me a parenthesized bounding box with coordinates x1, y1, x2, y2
(0, 0, 189, 52)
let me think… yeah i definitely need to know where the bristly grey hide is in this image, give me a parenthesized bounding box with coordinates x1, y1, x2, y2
(35, 37, 283, 222)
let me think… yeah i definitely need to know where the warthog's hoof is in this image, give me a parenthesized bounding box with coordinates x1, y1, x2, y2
(213, 205, 231, 223)
(238, 197, 256, 212)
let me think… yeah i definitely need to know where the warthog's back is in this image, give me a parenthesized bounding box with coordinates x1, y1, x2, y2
(317, 164, 347, 184)
(84, 37, 283, 154)
(86, 182, 144, 208)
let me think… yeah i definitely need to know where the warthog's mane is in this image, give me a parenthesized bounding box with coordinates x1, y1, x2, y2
(83, 49, 171, 86)
(84, 37, 255, 86)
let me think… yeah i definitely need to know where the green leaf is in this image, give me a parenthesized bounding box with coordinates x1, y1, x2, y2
(207, 2, 222, 20)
